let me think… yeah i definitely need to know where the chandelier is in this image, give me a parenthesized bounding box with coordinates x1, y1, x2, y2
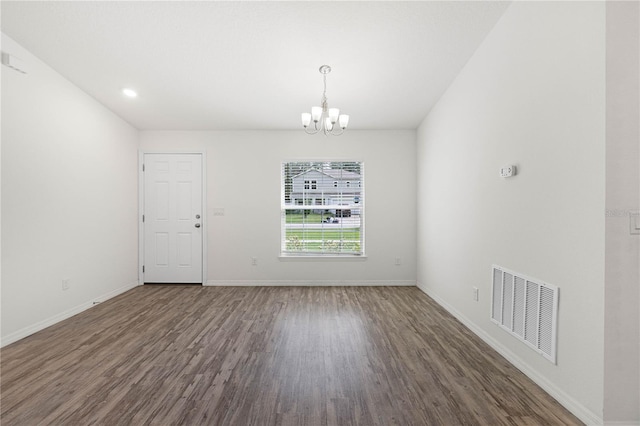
(301, 65, 349, 136)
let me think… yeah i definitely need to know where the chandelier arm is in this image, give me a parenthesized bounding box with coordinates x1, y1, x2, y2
(304, 123, 321, 135)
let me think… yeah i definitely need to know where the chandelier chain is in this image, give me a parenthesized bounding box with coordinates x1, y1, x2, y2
(322, 73, 328, 107)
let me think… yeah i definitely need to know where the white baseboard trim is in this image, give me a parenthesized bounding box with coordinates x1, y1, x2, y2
(604, 422, 640, 426)
(416, 281, 603, 426)
(1, 281, 140, 348)
(205, 279, 416, 287)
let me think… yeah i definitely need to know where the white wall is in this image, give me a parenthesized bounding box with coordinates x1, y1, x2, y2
(139, 130, 417, 285)
(1, 34, 139, 345)
(416, 2, 606, 424)
(604, 2, 640, 424)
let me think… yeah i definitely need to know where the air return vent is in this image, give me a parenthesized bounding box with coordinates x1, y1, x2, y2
(491, 265, 559, 364)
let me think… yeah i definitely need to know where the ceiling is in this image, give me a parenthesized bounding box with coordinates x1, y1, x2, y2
(1, 1, 510, 131)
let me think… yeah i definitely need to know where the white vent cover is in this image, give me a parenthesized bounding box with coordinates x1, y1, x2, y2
(491, 265, 559, 364)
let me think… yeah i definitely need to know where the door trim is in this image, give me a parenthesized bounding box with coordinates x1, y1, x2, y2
(138, 151, 207, 284)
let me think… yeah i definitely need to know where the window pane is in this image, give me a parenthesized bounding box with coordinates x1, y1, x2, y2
(282, 161, 364, 256)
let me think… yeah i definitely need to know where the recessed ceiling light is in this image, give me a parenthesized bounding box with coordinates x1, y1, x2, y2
(122, 88, 137, 98)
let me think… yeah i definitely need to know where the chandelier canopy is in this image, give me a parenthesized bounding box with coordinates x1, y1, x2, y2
(301, 65, 349, 136)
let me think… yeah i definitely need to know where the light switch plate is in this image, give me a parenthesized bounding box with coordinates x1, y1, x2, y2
(500, 165, 516, 178)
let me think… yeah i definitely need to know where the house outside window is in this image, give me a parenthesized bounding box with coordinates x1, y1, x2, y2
(282, 161, 364, 256)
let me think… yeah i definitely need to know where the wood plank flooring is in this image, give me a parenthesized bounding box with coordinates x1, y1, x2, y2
(1, 286, 582, 425)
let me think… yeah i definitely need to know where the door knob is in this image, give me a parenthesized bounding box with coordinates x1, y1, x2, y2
(195, 223, 201, 228)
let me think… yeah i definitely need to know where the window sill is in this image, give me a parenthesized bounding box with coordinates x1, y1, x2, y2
(279, 255, 367, 262)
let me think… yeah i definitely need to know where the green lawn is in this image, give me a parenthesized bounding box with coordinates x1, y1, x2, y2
(285, 213, 328, 224)
(284, 213, 361, 253)
(285, 229, 360, 240)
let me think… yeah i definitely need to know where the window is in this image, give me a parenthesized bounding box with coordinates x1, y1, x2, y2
(282, 161, 364, 256)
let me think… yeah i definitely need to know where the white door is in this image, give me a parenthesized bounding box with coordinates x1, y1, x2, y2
(143, 153, 203, 283)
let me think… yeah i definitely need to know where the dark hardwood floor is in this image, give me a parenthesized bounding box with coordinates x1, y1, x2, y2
(1, 286, 582, 425)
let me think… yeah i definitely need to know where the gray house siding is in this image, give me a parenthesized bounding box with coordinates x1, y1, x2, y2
(290, 169, 362, 215)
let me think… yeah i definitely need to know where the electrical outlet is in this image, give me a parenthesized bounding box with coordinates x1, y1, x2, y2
(251, 257, 258, 266)
(473, 287, 479, 301)
(394, 257, 401, 266)
(62, 279, 70, 291)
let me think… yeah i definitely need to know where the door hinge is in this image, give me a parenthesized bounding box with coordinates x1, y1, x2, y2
(142, 265, 145, 273)
(142, 214, 145, 222)
(142, 163, 145, 172)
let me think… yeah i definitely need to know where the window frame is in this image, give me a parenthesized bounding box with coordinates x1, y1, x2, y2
(281, 161, 365, 258)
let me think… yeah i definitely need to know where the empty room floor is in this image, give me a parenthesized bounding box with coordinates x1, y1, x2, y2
(0, 286, 581, 425)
